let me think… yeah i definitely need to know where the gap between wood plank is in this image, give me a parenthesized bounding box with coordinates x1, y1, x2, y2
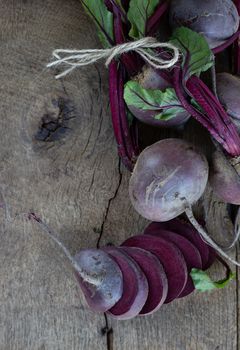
(96, 157, 122, 350)
(97, 158, 123, 248)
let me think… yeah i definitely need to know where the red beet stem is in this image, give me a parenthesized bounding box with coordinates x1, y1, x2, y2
(113, 7, 142, 76)
(109, 61, 134, 170)
(173, 67, 219, 133)
(212, 30, 240, 54)
(112, 8, 139, 167)
(146, 1, 169, 36)
(173, 66, 240, 155)
(118, 65, 138, 162)
(187, 76, 240, 156)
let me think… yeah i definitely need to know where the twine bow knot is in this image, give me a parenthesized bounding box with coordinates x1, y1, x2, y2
(47, 37, 179, 79)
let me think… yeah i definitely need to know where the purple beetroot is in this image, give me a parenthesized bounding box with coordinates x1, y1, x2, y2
(124, 66, 190, 128)
(74, 249, 123, 312)
(169, 0, 239, 49)
(121, 234, 188, 303)
(129, 139, 240, 266)
(145, 230, 202, 297)
(144, 219, 212, 269)
(129, 138, 209, 222)
(30, 214, 228, 321)
(209, 73, 240, 204)
(103, 246, 149, 320)
(120, 246, 168, 315)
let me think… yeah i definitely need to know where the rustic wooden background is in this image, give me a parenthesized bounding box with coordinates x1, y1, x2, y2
(0, 1, 238, 349)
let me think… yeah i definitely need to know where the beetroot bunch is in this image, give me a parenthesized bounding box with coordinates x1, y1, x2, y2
(75, 218, 216, 320)
(44, 0, 240, 323)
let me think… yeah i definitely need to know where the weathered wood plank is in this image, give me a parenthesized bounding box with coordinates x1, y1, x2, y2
(0, 1, 119, 349)
(0, 1, 238, 350)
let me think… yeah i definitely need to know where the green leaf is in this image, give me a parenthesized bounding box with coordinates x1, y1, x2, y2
(124, 80, 186, 121)
(80, 0, 114, 48)
(190, 268, 235, 292)
(127, 0, 160, 39)
(170, 27, 214, 78)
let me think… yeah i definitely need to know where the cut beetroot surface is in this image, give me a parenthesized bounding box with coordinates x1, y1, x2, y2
(144, 219, 210, 270)
(74, 249, 123, 312)
(121, 235, 188, 303)
(103, 247, 149, 320)
(120, 246, 168, 315)
(146, 230, 202, 298)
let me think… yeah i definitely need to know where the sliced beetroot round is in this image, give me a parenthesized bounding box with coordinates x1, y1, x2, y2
(144, 219, 211, 270)
(102, 246, 149, 320)
(74, 249, 123, 312)
(121, 235, 188, 303)
(120, 246, 168, 315)
(145, 230, 202, 298)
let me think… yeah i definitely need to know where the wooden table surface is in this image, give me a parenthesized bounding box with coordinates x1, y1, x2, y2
(0, 1, 238, 349)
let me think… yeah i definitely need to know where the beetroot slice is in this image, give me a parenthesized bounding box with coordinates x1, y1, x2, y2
(146, 230, 202, 298)
(121, 235, 188, 303)
(144, 219, 210, 270)
(102, 246, 149, 320)
(120, 246, 168, 315)
(74, 249, 123, 312)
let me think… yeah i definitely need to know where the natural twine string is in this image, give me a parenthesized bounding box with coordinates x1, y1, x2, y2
(47, 37, 180, 79)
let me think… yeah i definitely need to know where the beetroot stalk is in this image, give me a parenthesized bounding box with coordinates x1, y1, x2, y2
(112, 7, 139, 167)
(28, 213, 103, 284)
(146, 1, 169, 36)
(186, 75, 240, 156)
(109, 61, 134, 170)
(173, 67, 222, 140)
(113, 6, 142, 76)
(173, 66, 240, 156)
(185, 206, 240, 267)
(118, 65, 138, 162)
(212, 30, 240, 54)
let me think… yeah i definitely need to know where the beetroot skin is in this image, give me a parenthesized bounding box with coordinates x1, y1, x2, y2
(210, 150, 240, 205)
(127, 66, 190, 128)
(74, 249, 123, 312)
(129, 139, 209, 222)
(170, 0, 239, 49)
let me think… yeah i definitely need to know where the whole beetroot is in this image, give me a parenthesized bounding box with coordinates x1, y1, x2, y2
(217, 73, 240, 130)
(210, 73, 240, 204)
(125, 66, 190, 128)
(210, 150, 240, 204)
(169, 0, 239, 49)
(129, 138, 209, 222)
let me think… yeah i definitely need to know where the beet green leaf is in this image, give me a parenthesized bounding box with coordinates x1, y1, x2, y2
(127, 0, 161, 39)
(170, 27, 214, 78)
(80, 0, 114, 47)
(124, 80, 186, 120)
(190, 268, 235, 292)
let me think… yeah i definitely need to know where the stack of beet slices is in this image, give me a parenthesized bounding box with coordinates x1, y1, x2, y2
(75, 218, 216, 320)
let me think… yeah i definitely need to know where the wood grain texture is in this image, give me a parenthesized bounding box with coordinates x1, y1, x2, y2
(0, 1, 238, 350)
(0, 1, 119, 349)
